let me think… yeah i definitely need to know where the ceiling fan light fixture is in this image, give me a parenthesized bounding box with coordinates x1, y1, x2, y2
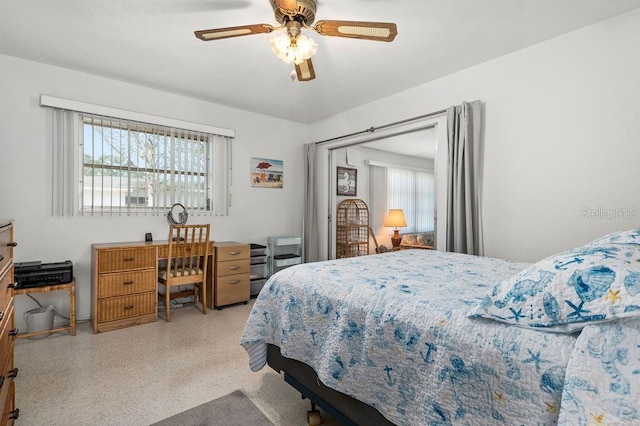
(269, 33, 317, 65)
(195, 0, 398, 82)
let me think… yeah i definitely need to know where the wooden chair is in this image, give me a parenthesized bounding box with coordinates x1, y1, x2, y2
(158, 224, 210, 322)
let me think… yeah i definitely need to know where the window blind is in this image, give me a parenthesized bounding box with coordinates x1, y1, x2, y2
(369, 165, 435, 246)
(49, 108, 232, 217)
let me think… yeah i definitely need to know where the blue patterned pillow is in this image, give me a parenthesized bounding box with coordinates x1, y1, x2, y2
(468, 244, 640, 333)
(588, 228, 640, 246)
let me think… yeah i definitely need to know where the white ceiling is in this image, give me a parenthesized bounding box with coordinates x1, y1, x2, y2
(357, 127, 436, 160)
(1, 0, 639, 124)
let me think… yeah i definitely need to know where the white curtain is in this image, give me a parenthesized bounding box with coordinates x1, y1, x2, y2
(415, 172, 435, 232)
(211, 135, 232, 216)
(50, 108, 80, 217)
(446, 100, 483, 255)
(369, 165, 389, 248)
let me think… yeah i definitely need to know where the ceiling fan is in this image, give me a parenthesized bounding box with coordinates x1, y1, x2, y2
(194, 0, 398, 82)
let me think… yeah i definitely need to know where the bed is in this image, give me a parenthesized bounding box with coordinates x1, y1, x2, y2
(241, 230, 640, 425)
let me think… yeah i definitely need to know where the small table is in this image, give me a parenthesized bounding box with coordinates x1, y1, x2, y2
(14, 279, 76, 339)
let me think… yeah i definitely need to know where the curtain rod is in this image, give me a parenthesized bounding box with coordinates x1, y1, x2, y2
(314, 108, 447, 146)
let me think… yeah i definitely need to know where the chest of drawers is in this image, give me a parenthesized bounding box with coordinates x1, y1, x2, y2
(0, 220, 19, 424)
(91, 244, 157, 333)
(209, 242, 250, 309)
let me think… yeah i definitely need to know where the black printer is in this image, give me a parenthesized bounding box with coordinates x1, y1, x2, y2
(14, 260, 73, 288)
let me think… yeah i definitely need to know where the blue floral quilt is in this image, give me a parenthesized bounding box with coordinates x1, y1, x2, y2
(559, 318, 640, 424)
(240, 249, 640, 425)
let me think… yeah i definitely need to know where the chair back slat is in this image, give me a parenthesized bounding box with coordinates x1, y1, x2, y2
(165, 224, 211, 279)
(160, 223, 211, 321)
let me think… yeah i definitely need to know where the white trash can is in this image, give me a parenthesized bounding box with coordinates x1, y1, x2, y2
(24, 305, 57, 339)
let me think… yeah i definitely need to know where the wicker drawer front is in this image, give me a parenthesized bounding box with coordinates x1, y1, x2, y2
(217, 245, 249, 262)
(97, 293, 156, 323)
(0, 268, 13, 321)
(215, 274, 249, 306)
(0, 307, 14, 372)
(98, 247, 156, 273)
(216, 259, 250, 277)
(1, 348, 13, 386)
(1, 379, 15, 426)
(0, 349, 14, 408)
(1, 381, 14, 426)
(98, 270, 156, 298)
(0, 225, 13, 277)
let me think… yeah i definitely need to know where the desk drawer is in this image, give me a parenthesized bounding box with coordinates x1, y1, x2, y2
(0, 225, 13, 278)
(1, 380, 15, 425)
(0, 307, 14, 372)
(216, 259, 250, 277)
(97, 247, 156, 273)
(0, 349, 14, 405)
(0, 268, 13, 322)
(96, 293, 156, 323)
(98, 270, 156, 298)
(216, 245, 249, 262)
(158, 242, 213, 260)
(215, 274, 249, 306)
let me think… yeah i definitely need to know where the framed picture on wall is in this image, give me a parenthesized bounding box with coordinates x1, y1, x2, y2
(337, 166, 357, 196)
(251, 157, 284, 188)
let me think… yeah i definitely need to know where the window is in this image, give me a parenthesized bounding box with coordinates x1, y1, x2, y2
(81, 115, 211, 214)
(48, 105, 232, 217)
(369, 165, 435, 245)
(387, 167, 435, 233)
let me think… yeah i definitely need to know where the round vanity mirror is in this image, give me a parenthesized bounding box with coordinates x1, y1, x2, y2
(167, 203, 188, 225)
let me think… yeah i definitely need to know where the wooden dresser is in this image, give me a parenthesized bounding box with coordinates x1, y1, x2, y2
(91, 243, 158, 333)
(209, 242, 250, 309)
(0, 220, 19, 424)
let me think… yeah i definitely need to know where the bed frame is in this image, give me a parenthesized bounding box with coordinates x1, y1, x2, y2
(266, 344, 395, 425)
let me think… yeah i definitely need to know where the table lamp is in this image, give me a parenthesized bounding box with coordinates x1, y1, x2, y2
(384, 209, 407, 247)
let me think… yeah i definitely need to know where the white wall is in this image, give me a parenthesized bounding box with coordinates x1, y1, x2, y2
(310, 9, 640, 263)
(0, 55, 307, 329)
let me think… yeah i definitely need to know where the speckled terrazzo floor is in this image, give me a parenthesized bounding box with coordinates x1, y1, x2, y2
(14, 300, 337, 426)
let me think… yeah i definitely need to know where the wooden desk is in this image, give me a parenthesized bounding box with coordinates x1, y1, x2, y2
(91, 240, 216, 261)
(91, 240, 214, 333)
(14, 279, 76, 339)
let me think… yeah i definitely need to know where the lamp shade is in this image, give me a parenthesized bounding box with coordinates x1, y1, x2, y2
(384, 209, 407, 228)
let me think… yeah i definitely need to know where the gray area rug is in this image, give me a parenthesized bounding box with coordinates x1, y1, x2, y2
(151, 390, 274, 426)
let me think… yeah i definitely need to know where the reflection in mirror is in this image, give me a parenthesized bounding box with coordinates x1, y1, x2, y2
(355, 128, 436, 249)
(167, 203, 189, 225)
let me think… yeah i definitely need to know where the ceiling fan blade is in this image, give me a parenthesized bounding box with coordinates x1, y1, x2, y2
(295, 58, 316, 82)
(314, 20, 397, 42)
(195, 24, 275, 41)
